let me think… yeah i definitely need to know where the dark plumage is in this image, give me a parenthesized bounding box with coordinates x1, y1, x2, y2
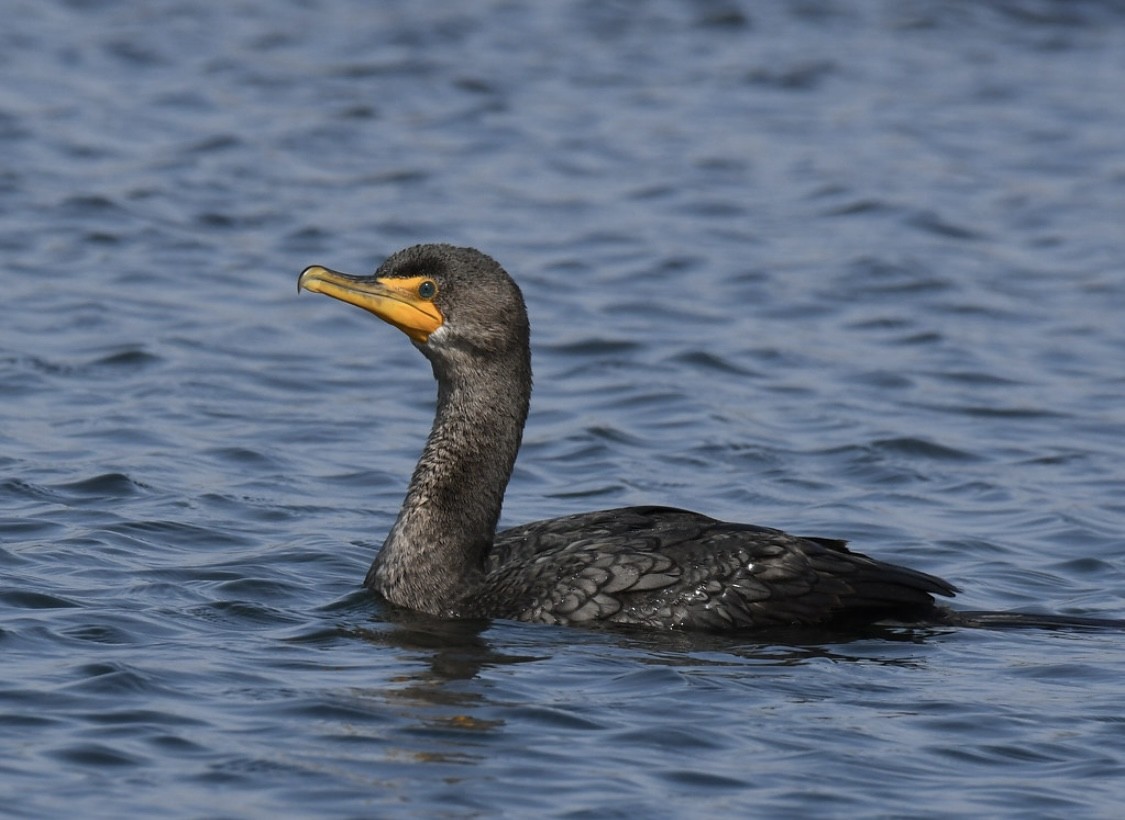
(298, 243, 966, 632)
(481, 506, 955, 629)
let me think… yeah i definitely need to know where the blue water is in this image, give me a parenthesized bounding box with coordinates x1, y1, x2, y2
(3, 0, 1125, 816)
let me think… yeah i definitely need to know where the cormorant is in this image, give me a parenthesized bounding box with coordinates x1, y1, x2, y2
(300, 244, 1121, 633)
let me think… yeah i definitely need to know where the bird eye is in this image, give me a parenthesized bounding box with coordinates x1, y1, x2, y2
(418, 280, 437, 300)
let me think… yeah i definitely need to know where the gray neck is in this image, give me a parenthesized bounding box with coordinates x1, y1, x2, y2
(366, 346, 531, 616)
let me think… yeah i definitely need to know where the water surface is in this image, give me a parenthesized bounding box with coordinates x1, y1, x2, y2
(3, 1, 1125, 816)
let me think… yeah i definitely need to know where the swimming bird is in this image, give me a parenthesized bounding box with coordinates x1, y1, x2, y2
(297, 243, 980, 632)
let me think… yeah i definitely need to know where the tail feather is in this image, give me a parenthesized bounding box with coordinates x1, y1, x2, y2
(938, 609, 1125, 631)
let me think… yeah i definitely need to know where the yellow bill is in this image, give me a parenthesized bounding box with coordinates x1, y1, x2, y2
(298, 266, 443, 344)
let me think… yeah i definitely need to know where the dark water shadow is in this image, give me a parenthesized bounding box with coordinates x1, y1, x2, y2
(335, 593, 959, 686)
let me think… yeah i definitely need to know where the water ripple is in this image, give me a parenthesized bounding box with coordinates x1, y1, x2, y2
(1, 1, 1124, 817)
